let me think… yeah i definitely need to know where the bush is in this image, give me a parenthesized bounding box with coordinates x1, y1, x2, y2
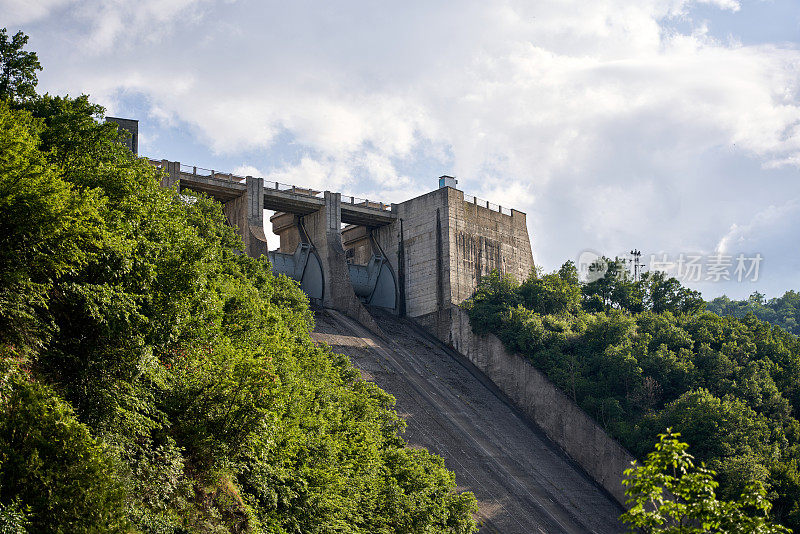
(465, 265, 800, 530)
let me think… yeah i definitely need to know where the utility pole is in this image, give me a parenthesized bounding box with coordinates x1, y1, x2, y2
(630, 249, 642, 282)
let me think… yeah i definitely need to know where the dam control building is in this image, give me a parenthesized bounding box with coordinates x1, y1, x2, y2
(152, 159, 534, 334)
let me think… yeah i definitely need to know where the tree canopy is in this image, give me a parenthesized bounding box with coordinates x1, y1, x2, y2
(622, 430, 789, 533)
(0, 29, 477, 533)
(0, 29, 41, 103)
(708, 291, 800, 337)
(465, 264, 800, 530)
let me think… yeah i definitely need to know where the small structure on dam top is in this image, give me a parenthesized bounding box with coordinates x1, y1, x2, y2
(151, 158, 534, 331)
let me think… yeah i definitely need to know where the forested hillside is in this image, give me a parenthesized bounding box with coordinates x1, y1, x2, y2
(708, 291, 800, 337)
(0, 30, 476, 533)
(466, 261, 800, 531)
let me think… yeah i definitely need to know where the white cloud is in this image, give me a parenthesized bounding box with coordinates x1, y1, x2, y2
(716, 200, 800, 255)
(80, 0, 217, 51)
(231, 164, 261, 178)
(0, 0, 74, 25)
(697, 0, 741, 12)
(18, 0, 800, 296)
(263, 157, 350, 194)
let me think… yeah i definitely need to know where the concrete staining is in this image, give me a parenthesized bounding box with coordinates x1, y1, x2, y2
(152, 158, 630, 532)
(369, 187, 534, 322)
(312, 309, 625, 534)
(445, 307, 636, 506)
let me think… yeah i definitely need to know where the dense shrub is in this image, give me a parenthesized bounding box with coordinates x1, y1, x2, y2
(465, 265, 800, 530)
(0, 35, 476, 533)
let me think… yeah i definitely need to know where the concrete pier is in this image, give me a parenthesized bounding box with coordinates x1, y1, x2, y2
(153, 159, 534, 333)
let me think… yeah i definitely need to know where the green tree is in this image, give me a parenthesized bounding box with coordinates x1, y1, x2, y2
(582, 257, 631, 311)
(0, 29, 41, 103)
(0, 357, 128, 532)
(462, 270, 520, 335)
(0, 101, 103, 352)
(465, 263, 800, 530)
(621, 430, 790, 533)
(644, 271, 705, 315)
(0, 72, 478, 532)
(708, 291, 800, 337)
(519, 261, 582, 316)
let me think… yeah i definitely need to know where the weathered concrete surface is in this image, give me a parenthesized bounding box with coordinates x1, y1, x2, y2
(312, 308, 624, 534)
(270, 212, 301, 253)
(369, 186, 534, 320)
(443, 306, 636, 506)
(372, 188, 450, 318)
(220, 176, 269, 258)
(342, 224, 372, 265)
(447, 189, 534, 306)
(303, 193, 381, 334)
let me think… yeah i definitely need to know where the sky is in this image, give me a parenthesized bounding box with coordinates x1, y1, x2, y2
(3, 0, 800, 299)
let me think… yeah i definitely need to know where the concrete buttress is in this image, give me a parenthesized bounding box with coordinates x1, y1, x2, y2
(301, 192, 381, 334)
(222, 176, 269, 258)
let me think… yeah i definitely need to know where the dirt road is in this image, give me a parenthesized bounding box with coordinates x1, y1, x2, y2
(311, 309, 625, 534)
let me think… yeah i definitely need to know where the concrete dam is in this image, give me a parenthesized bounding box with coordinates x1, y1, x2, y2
(151, 158, 627, 533)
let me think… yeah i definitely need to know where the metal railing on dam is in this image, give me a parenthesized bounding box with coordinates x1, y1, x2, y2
(150, 158, 524, 227)
(149, 158, 395, 226)
(463, 194, 514, 216)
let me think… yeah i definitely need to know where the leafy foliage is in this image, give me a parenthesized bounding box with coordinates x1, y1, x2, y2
(708, 291, 800, 337)
(622, 430, 789, 533)
(0, 29, 476, 533)
(0, 29, 41, 103)
(0, 357, 128, 533)
(465, 264, 800, 530)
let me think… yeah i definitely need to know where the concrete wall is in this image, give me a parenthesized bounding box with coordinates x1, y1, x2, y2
(446, 188, 534, 305)
(371, 186, 533, 320)
(221, 176, 268, 258)
(443, 305, 635, 507)
(222, 193, 248, 246)
(270, 212, 301, 253)
(301, 192, 381, 334)
(372, 187, 451, 319)
(342, 225, 372, 264)
(106, 117, 138, 155)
